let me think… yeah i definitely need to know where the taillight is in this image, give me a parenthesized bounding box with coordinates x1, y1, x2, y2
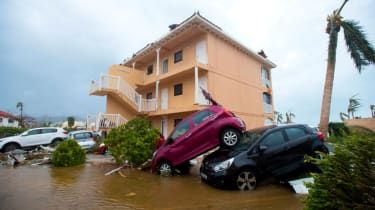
(63, 131, 68, 134)
(317, 132, 325, 141)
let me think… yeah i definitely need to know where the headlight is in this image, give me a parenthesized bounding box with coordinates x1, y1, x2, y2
(213, 157, 234, 172)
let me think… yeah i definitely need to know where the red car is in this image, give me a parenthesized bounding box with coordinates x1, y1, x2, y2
(151, 104, 246, 175)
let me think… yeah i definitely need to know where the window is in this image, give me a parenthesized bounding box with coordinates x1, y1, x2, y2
(285, 127, 306, 141)
(170, 120, 189, 141)
(146, 92, 153, 99)
(192, 110, 214, 126)
(147, 64, 153, 75)
(260, 131, 285, 148)
(263, 93, 272, 105)
(174, 50, 183, 63)
(174, 83, 183, 96)
(261, 67, 270, 80)
(8, 119, 14, 123)
(0, 118, 2, 123)
(174, 119, 182, 127)
(162, 59, 168, 73)
(42, 128, 57, 134)
(28, 129, 41, 135)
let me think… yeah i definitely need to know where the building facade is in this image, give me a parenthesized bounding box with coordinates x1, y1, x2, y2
(0, 111, 19, 128)
(90, 13, 276, 137)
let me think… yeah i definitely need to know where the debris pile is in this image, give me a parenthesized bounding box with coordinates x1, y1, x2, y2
(0, 146, 55, 167)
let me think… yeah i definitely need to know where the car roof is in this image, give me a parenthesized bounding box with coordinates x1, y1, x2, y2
(69, 130, 92, 135)
(247, 124, 308, 133)
(28, 127, 61, 130)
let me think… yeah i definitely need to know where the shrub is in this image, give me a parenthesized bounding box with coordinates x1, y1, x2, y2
(328, 122, 350, 137)
(0, 126, 27, 138)
(52, 139, 86, 167)
(104, 117, 159, 166)
(304, 132, 375, 209)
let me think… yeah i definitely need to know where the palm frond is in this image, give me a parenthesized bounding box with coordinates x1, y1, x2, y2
(341, 20, 375, 72)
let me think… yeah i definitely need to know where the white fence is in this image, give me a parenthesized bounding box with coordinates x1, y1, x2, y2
(95, 113, 128, 130)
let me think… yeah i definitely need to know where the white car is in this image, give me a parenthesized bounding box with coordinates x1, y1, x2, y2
(68, 130, 96, 150)
(0, 127, 68, 152)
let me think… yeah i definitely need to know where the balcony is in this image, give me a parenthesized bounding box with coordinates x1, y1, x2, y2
(90, 75, 157, 112)
(263, 103, 273, 114)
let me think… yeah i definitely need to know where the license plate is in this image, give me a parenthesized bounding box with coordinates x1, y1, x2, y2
(200, 172, 208, 180)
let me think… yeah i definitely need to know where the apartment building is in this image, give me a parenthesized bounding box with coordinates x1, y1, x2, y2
(90, 12, 276, 137)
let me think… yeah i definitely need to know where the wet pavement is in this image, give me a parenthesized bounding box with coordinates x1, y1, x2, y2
(0, 164, 304, 210)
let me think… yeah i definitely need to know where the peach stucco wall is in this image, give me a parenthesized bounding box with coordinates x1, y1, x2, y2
(206, 33, 272, 128)
(344, 118, 375, 132)
(106, 94, 137, 121)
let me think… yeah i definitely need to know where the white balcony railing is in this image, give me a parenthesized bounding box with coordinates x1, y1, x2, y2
(264, 103, 273, 113)
(95, 113, 128, 130)
(90, 75, 157, 112)
(141, 99, 158, 112)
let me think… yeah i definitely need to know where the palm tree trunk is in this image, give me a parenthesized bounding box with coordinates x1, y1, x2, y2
(319, 18, 339, 135)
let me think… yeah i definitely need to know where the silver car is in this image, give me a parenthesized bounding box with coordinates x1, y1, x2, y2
(68, 130, 96, 150)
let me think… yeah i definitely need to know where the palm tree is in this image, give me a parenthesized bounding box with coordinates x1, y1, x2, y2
(285, 111, 295, 124)
(371, 105, 375, 118)
(339, 112, 349, 121)
(67, 116, 75, 128)
(319, 0, 375, 135)
(347, 94, 361, 118)
(16, 102, 23, 127)
(274, 111, 283, 124)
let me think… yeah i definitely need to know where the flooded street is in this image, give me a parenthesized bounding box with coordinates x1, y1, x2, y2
(0, 164, 304, 210)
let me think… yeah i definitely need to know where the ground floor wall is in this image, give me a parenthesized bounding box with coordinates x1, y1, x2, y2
(344, 118, 375, 132)
(149, 112, 194, 138)
(106, 95, 137, 121)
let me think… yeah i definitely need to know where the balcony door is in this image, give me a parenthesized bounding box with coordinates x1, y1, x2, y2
(161, 88, 168, 110)
(197, 76, 209, 105)
(196, 40, 208, 64)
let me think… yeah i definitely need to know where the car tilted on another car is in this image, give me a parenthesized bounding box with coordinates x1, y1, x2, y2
(151, 105, 246, 175)
(0, 127, 68, 152)
(200, 124, 328, 191)
(68, 130, 96, 150)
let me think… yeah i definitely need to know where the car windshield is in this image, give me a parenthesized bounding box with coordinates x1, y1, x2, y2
(232, 126, 275, 151)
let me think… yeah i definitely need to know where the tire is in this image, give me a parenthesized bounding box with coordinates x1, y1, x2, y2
(158, 161, 173, 176)
(221, 128, 240, 147)
(312, 147, 329, 160)
(2, 143, 20, 153)
(235, 170, 257, 191)
(51, 139, 62, 148)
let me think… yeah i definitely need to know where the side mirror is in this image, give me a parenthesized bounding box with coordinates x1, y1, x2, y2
(259, 145, 268, 153)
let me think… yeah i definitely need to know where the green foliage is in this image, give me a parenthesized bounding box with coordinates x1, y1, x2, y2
(0, 126, 27, 138)
(304, 132, 375, 209)
(52, 139, 86, 167)
(104, 118, 159, 166)
(67, 116, 75, 128)
(328, 122, 350, 137)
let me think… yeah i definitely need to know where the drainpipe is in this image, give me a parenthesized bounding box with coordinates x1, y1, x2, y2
(156, 48, 160, 76)
(132, 62, 136, 71)
(194, 65, 199, 104)
(155, 80, 160, 110)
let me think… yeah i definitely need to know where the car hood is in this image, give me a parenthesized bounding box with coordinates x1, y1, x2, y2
(203, 149, 243, 165)
(0, 135, 19, 142)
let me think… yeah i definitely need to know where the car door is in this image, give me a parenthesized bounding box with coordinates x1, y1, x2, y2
(20, 129, 42, 146)
(185, 110, 216, 159)
(257, 129, 290, 176)
(284, 126, 312, 166)
(41, 128, 57, 144)
(166, 118, 192, 165)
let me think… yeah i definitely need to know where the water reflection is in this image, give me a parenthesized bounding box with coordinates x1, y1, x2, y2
(0, 165, 304, 210)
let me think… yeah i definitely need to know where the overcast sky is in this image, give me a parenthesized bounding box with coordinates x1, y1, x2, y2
(0, 0, 374, 125)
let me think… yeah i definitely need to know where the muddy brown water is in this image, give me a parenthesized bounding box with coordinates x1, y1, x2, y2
(0, 164, 304, 210)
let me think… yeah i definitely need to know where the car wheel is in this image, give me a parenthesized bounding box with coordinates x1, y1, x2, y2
(221, 128, 240, 147)
(3, 143, 20, 152)
(158, 161, 173, 176)
(51, 139, 62, 148)
(312, 147, 329, 160)
(236, 170, 257, 191)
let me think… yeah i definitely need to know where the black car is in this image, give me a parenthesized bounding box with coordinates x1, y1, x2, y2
(200, 124, 328, 191)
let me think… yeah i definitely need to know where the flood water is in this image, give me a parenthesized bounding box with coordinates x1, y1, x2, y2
(0, 164, 304, 210)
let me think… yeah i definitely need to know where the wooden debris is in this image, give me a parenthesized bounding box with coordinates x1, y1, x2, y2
(104, 164, 128, 176)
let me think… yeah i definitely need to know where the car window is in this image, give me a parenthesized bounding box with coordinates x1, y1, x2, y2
(285, 127, 306, 141)
(74, 133, 86, 139)
(260, 130, 285, 148)
(192, 110, 214, 126)
(42, 128, 57, 134)
(27, 129, 41, 135)
(170, 120, 190, 141)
